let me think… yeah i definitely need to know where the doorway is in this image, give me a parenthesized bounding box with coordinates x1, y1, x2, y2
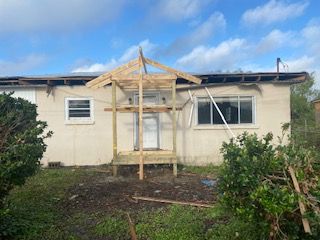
(134, 93, 160, 150)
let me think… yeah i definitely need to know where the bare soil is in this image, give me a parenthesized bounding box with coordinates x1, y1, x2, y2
(61, 165, 217, 216)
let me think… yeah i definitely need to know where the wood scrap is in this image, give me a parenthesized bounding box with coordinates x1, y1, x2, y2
(126, 212, 138, 240)
(288, 166, 311, 234)
(132, 196, 213, 208)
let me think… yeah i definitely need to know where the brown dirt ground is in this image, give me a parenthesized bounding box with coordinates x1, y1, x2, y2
(60, 165, 218, 216)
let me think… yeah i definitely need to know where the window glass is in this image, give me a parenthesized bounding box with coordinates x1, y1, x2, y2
(197, 96, 254, 125)
(213, 97, 238, 124)
(66, 98, 92, 121)
(240, 97, 253, 123)
(198, 99, 211, 124)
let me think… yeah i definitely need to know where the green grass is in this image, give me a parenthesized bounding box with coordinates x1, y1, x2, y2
(4, 168, 90, 239)
(94, 212, 130, 240)
(181, 163, 220, 177)
(2, 166, 265, 240)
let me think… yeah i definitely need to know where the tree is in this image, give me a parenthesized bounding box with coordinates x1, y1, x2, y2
(291, 73, 320, 127)
(0, 93, 52, 206)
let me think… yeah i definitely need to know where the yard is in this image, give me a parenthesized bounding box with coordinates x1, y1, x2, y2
(4, 165, 258, 240)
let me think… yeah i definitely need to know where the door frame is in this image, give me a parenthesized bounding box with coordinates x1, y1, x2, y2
(133, 92, 160, 150)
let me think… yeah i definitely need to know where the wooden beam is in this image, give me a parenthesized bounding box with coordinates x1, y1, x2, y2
(288, 166, 311, 234)
(132, 196, 213, 208)
(112, 80, 118, 177)
(104, 105, 183, 113)
(86, 58, 139, 88)
(172, 80, 177, 177)
(138, 57, 144, 180)
(18, 80, 32, 85)
(126, 213, 137, 240)
(144, 57, 202, 84)
(92, 64, 141, 89)
(112, 73, 177, 81)
(117, 82, 173, 89)
(139, 47, 148, 74)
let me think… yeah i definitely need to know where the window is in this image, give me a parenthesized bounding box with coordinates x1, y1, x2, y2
(65, 97, 94, 124)
(197, 96, 255, 125)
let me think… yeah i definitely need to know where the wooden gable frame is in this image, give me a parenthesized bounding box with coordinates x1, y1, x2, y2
(86, 48, 201, 180)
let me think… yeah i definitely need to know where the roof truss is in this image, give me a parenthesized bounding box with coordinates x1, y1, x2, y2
(86, 48, 202, 89)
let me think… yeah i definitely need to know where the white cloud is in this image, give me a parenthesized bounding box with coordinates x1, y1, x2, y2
(0, 0, 127, 33)
(256, 29, 296, 54)
(0, 54, 47, 75)
(241, 0, 308, 26)
(152, 0, 212, 22)
(176, 38, 247, 72)
(165, 12, 226, 55)
(302, 19, 320, 53)
(282, 56, 315, 72)
(72, 39, 157, 73)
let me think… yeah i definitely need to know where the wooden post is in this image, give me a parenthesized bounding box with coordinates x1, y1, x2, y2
(139, 57, 144, 180)
(172, 79, 177, 176)
(112, 80, 118, 176)
(288, 166, 311, 234)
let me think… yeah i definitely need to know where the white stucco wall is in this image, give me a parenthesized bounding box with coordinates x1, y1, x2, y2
(35, 83, 291, 166)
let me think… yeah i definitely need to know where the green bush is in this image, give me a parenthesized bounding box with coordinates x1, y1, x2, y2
(0, 93, 52, 237)
(219, 132, 320, 239)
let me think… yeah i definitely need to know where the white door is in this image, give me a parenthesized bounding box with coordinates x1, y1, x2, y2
(134, 94, 160, 150)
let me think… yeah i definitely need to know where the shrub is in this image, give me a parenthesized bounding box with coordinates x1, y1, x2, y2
(0, 93, 52, 236)
(219, 132, 320, 239)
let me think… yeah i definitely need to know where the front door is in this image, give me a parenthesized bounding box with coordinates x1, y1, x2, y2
(134, 93, 160, 150)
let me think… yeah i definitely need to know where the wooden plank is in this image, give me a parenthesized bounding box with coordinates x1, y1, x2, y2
(145, 57, 202, 84)
(126, 213, 137, 240)
(132, 196, 213, 208)
(112, 73, 177, 81)
(172, 80, 177, 177)
(288, 166, 311, 234)
(86, 58, 139, 88)
(138, 57, 144, 180)
(139, 46, 148, 74)
(92, 64, 141, 89)
(119, 150, 174, 156)
(104, 105, 183, 113)
(112, 80, 118, 176)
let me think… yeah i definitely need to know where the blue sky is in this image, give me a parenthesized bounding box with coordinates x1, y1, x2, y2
(0, 0, 319, 86)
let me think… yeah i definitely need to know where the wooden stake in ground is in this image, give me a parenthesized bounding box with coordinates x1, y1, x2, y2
(288, 166, 311, 234)
(126, 213, 138, 240)
(132, 196, 213, 208)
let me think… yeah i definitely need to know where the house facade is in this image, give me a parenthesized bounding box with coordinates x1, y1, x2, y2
(0, 72, 307, 167)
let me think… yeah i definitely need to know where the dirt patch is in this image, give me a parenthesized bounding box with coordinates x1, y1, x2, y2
(60, 165, 217, 216)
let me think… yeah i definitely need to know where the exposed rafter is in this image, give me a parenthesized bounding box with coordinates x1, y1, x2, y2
(86, 58, 139, 88)
(144, 58, 202, 84)
(86, 48, 202, 89)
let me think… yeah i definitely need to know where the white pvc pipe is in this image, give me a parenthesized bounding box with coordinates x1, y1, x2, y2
(188, 90, 194, 127)
(205, 87, 236, 139)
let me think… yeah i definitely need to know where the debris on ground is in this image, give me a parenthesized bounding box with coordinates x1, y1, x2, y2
(61, 166, 217, 215)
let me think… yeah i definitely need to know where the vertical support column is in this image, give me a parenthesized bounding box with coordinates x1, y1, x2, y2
(139, 58, 144, 180)
(112, 80, 118, 176)
(172, 79, 177, 177)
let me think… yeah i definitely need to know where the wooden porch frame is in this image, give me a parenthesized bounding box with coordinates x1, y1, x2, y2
(87, 47, 201, 180)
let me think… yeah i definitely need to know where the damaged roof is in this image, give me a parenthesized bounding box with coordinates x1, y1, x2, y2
(0, 71, 309, 87)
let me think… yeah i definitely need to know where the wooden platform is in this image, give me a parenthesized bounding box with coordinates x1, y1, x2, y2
(113, 150, 176, 165)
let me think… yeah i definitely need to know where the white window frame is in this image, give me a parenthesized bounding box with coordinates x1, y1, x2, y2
(64, 97, 94, 125)
(196, 95, 256, 126)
